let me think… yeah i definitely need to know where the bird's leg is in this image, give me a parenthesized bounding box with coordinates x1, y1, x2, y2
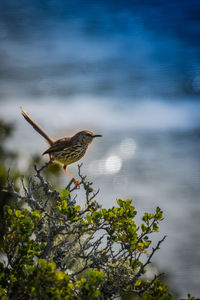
(63, 165, 73, 180)
(63, 165, 80, 188)
(48, 160, 53, 166)
(48, 154, 53, 165)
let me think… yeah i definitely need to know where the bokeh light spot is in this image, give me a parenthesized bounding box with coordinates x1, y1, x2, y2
(105, 155, 122, 174)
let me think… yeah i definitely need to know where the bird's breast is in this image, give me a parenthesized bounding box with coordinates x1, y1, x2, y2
(52, 146, 87, 166)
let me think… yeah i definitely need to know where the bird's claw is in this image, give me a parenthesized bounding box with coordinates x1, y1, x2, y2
(73, 179, 81, 189)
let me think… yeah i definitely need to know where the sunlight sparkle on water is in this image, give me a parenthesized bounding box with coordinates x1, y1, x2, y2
(88, 138, 137, 176)
(105, 155, 122, 174)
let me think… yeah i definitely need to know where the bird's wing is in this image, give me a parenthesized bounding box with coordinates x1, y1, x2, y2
(43, 138, 71, 155)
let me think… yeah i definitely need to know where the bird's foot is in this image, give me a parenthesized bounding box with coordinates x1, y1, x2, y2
(48, 160, 53, 166)
(73, 179, 81, 189)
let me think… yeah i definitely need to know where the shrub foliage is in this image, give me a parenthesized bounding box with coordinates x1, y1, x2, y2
(0, 163, 175, 300)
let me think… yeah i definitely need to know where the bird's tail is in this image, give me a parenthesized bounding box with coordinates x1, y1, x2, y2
(20, 107, 54, 145)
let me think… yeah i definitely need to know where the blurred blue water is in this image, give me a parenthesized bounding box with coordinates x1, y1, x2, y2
(0, 0, 200, 100)
(0, 0, 200, 298)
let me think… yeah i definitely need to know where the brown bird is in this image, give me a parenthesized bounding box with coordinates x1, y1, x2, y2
(20, 107, 102, 186)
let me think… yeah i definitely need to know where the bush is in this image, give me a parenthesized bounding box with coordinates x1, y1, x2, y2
(0, 164, 174, 300)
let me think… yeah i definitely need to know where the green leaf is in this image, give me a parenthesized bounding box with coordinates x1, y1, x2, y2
(153, 223, 159, 232)
(8, 208, 13, 215)
(116, 199, 124, 207)
(75, 205, 81, 212)
(15, 210, 22, 217)
(135, 279, 142, 287)
(32, 210, 41, 220)
(141, 223, 147, 232)
(86, 215, 92, 223)
(60, 189, 70, 200)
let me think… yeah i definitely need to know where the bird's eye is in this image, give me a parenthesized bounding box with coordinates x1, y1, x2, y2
(86, 133, 91, 137)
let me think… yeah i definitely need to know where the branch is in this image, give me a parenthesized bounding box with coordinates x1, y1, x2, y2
(131, 235, 167, 285)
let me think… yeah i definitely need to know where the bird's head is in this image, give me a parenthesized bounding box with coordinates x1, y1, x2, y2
(73, 130, 102, 145)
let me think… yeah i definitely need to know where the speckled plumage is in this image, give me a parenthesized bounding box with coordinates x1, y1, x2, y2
(43, 131, 94, 166)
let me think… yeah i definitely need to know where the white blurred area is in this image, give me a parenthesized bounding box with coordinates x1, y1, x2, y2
(0, 95, 199, 157)
(0, 95, 200, 133)
(88, 138, 136, 176)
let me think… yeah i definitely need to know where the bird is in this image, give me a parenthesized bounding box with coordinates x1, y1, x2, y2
(20, 107, 102, 186)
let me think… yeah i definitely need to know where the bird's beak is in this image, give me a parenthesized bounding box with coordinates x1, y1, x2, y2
(93, 134, 102, 138)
